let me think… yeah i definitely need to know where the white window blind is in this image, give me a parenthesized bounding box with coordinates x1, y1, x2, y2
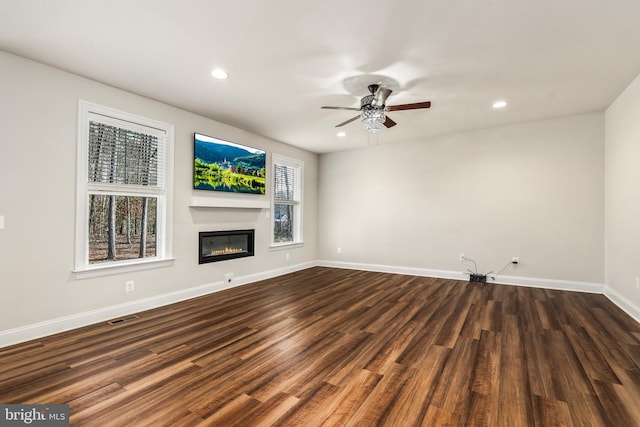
(272, 154, 303, 246)
(88, 121, 161, 187)
(274, 163, 296, 202)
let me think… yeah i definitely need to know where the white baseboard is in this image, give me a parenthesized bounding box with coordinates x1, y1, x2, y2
(604, 286, 640, 324)
(317, 260, 467, 281)
(491, 274, 604, 293)
(0, 261, 315, 349)
(317, 260, 605, 294)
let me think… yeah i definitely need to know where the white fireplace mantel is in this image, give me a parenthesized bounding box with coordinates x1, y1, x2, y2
(189, 196, 270, 209)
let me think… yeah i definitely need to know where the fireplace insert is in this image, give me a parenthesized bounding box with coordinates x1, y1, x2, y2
(198, 229, 255, 264)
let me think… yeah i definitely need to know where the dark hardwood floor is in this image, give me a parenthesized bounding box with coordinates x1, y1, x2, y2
(1, 267, 639, 426)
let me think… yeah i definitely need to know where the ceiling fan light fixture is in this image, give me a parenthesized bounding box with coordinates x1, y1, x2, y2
(361, 108, 385, 133)
(322, 82, 430, 134)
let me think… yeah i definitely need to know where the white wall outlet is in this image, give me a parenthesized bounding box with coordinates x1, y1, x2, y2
(285, 252, 290, 260)
(125, 281, 135, 292)
(337, 247, 342, 255)
(224, 272, 234, 284)
(512, 257, 519, 264)
(635, 277, 639, 291)
(0, 215, 4, 230)
(459, 253, 465, 262)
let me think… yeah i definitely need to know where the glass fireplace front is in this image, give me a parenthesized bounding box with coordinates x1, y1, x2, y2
(199, 229, 255, 264)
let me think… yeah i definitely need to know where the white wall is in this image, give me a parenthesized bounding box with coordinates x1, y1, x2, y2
(605, 72, 640, 318)
(0, 51, 318, 342)
(318, 113, 605, 286)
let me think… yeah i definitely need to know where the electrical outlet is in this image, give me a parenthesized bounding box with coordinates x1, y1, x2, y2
(285, 252, 290, 260)
(0, 215, 4, 230)
(512, 257, 519, 265)
(125, 281, 135, 292)
(337, 247, 342, 255)
(459, 253, 466, 262)
(224, 272, 234, 284)
(635, 277, 639, 291)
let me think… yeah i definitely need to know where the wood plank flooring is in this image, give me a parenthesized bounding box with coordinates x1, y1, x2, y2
(1, 267, 639, 426)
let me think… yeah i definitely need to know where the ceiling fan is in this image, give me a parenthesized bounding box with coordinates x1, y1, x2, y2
(322, 84, 431, 133)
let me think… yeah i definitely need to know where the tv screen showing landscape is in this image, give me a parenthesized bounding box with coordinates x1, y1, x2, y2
(193, 133, 266, 194)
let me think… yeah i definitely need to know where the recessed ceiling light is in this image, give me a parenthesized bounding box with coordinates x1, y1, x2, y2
(211, 69, 229, 80)
(337, 132, 346, 137)
(492, 100, 508, 109)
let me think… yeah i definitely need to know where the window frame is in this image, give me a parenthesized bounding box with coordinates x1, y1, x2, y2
(74, 101, 174, 278)
(271, 153, 304, 248)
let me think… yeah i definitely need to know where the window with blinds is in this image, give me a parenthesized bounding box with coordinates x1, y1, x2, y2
(274, 164, 296, 201)
(88, 121, 160, 187)
(75, 101, 174, 277)
(272, 155, 303, 245)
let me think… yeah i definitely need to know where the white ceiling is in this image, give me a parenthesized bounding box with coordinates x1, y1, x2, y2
(2, 1, 640, 153)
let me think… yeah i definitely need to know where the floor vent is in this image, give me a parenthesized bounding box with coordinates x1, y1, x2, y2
(107, 314, 140, 325)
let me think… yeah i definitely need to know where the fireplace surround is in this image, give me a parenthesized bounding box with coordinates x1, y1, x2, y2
(198, 229, 255, 264)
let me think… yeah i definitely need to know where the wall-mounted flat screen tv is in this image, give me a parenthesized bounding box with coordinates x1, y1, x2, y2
(193, 133, 266, 194)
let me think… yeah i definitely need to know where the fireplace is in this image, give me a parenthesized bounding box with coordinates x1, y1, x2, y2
(199, 229, 255, 264)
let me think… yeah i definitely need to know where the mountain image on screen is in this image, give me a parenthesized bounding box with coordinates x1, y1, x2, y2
(193, 135, 266, 194)
(195, 141, 248, 164)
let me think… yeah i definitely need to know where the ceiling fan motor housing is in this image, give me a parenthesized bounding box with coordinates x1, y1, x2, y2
(361, 94, 376, 110)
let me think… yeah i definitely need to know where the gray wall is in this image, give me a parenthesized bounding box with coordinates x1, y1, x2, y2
(0, 51, 318, 335)
(318, 113, 605, 284)
(2, 49, 638, 345)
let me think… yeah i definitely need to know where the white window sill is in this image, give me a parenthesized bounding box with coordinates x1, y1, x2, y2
(73, 257, 175, 279)
(270, 242, 304, 251)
